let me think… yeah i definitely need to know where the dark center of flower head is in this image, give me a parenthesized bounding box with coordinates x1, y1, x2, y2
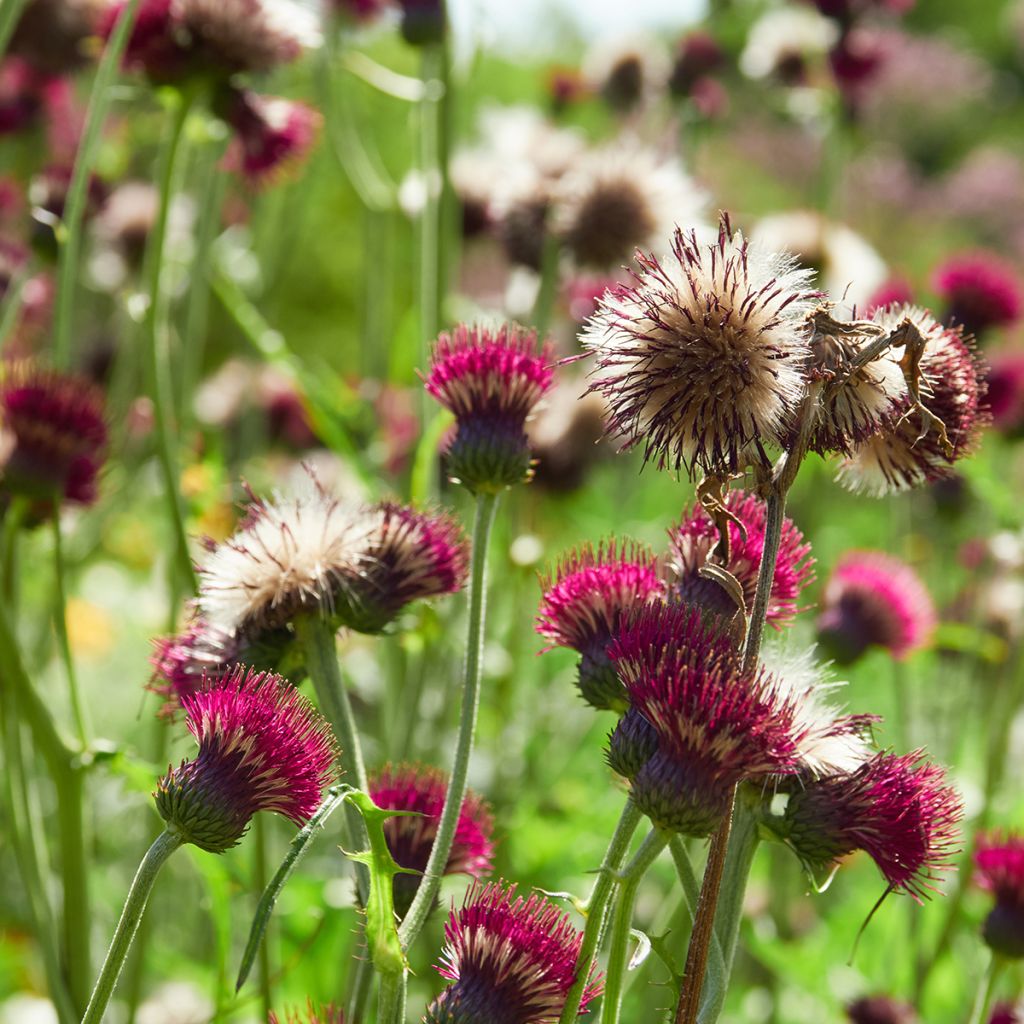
(602, 56, 644, 111)
(425, 977, 540, 1024)
(817, 589, 903, 664)
(564, 180, 655, 268)
(630, 750, 732, 838)
(445, 414, 534, 494)
(983, 903, 1024, 960)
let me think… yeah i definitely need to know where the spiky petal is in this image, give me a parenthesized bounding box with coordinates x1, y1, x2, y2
(974, 831, 1024, 959)
(817, 551, 936, 663)
(155, 667, 338, 852)
(582, 216, 818, 477)
(425, 881, 602, 1024)
(666, 488, 813, 628)
(536, 538, 664, 711)
(424, 323, 554, 493)
(782, 750, 962, 901)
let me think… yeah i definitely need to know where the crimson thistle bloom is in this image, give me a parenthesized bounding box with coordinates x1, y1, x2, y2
(536, 538, 665, 711)
(817, 551, 936, 664)
(156, 667, 337, 852)
(370, 763, 494, 916)
(424, 323, 554, 494)
(666, 489, 813, 628)
(610, 603, 801, 836)
(846, 996, 918, 1024)
(990, 1005, 1024, 1024)
(781, 750, 962, 900)
(932, 252, 1022, 337)
(424, 881, 602, 1024)
(974, 831, 1024, 958)
(582, 216, 818, 477)
(0, 361, 107, 510)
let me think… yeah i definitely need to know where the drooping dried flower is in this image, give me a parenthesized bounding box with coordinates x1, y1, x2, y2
(583, 218, 818, 477)
(782, 750, 962, 900)
(666, 488, 814, 628)
(424, 323, 554, 493)
(537, 539, 664, 711)
(425, 881, 602, 1024)
(932, 252, 1022, 337)
(817, 551, 935, 663)
(155, 667, 338, 852)
(974, 831, 1024, 959)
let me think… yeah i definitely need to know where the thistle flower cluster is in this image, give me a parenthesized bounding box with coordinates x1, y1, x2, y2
(974, 831, 1024, 958)
(425, 881, 602, 1024)
(155, 667, 337, 852)
(424, 323, 554, 493)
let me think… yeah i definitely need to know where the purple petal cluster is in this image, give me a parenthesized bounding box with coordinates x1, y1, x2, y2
(974, 831, 1024, 958)
(933, 252, 1022, 336)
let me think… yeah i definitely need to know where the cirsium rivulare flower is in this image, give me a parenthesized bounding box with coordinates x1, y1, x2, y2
(424, 322, 554, 493)
(974, 830, 1024, 959)
(155, 667, 338, 853)
(582, 216, 818, 477)
(781, 750, 962, 901)
(424, 881, 602, 1024)
(536, 538, 665, 711)
(932, 251, 1022, 337)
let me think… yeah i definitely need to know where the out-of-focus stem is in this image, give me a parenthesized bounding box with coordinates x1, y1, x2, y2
(967, 955, 1004, 1024)
(0, 0, 30, 55)
(51, 509, 90, 749)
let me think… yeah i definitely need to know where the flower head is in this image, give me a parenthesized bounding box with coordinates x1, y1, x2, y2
(605, 706, 659, 781)
(817, 551, 935, 663)
(985, 351, 1024, 435)
(583, 217, 817, 477)
(610, 603, 801, 835)
(781, 750, 962, 900)
(425, 881, 602, 1024)
(837, 306, 986, 495)
(989, 1005, 1024, 1024)
(666, 489, 813, 628)
(424, 323, 554, 493)
(536, 539, 664, 711)
(974, 831, 1024, 959)
(0, 362, 107, 509)
(933, 252, 1022, 337)
(221, 88, 322, 188)
(155, 667, 338, 852)
(865, 277, 914, 316)
(100, 0, 189, 80)
(668, 32, 724, 98)
(370, 763, 493, 916)
(846, 996, 918, 1024)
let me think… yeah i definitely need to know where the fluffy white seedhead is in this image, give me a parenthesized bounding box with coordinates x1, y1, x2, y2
(583, 218, 817, 476)
(739, 7, 839, 80)
(198, 482, 380, 635)
(761, 640, 874, 777)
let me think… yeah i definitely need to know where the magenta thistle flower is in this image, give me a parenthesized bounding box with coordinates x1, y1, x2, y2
(370, 763, 494, 916)
(865, 277, 914, 316)
(99, 0, 189, 80)
(221, 88, 322, 188)
(782, 750, 962, 901)
(536, 539, 664, 711)
(610, 603, 801, 836)
(150, 617, 240, 715)
(990, 1005, 1024, 1024)
(817, 551, 936, 664)
(666, 489, 813, 628)
(0, 362, 107, 509)
(846, 995, 918, 1024)
(974, 831, 1024, 959)
(668, 31, 724, 98)
(155, 667, 337, 852)
(933, 252, 1022, 337)
(985, 351, 1024, 435)
(424, 323, 554, 494)
(582, 216, 818, 477)
(425, 881, 602, 1024)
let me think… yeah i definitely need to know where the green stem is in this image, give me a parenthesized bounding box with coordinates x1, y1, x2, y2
(144, 91, 198, 594)
(253, 816, 273, 1020)
(0, 0, 30, 56)
(600, 828, 669, 1024)
(346, 955, 374, 1024)
(82, 829, 184, 1024)
(377, 970, 406, 1024)
(558, 799, 644, 1024)
(967, 955, 1004, 1024)
(294, 614, 370, 905)
(0, 260, 31, 346)
(531, 234, 560, 339)
(51, 509, 90, 749)
(52, 0, 141, 369)
(742, 487, 786, 672)
(397, 490, 499, 951)
(668, 837, 701, 924)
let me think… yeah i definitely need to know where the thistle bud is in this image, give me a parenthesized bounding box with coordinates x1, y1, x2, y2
(974, 831, 1024, 959)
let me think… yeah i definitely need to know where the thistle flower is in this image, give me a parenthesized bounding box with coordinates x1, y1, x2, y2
(220, 88, 322, 188)
(269, 1003, 345, 1024)
(8, 0, 94, 76)
(155, 667, 337, 852)
(425, 881, 602, 1024)
(846, 995, 918, 1024)
(668, 32, 724, 98)
(990, 1004, 1024, 1024)
(611, 604, 801, 836)
(666, 489, 813, 628)
(932, 252, 1022, 337)
(0, 362, 107, 509)
(582, 218, 818, 477)
(424, 323, 554, 493)
(99, 0, 188, 80)
(986, 351, 1024, 435)
(739, 7, 838, 85)
(974, 831, 1024, 958)
(536, 539, 664, 711)
(817, 551, 936, 664)
(781, 750, 962, 900)
(836, 306, 986, 496)
(369, 763, 494, 916)
(865, 277, 914, 316)
(198, 481, 467, 636)
(582, 36, 668, 112)
(551, 143, 705, 270)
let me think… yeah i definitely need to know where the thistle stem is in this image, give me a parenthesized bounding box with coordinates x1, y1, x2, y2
(558, 798, 643, 1024)
(253, 815, 274, 1020)
(52, 0, 141, 369)
(398, 490, 499, 949)
(377, 972, 406, 1024)
(742, 487, 786, 673)
(51, 508, 90, 749)
(0, 0, 30, 55)
(81, 829, 184, 1024)
(967, 955, 1004, 1024)
(144, 90, 198, 594)
(600, 828, 669, 1024)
